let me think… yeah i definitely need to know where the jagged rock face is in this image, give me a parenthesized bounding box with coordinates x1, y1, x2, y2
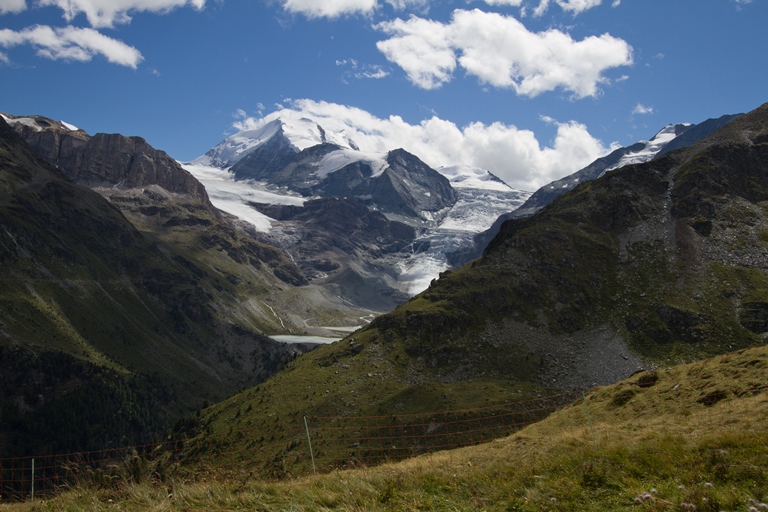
(373, 149, 457, 218)
(8, 114, 212, 206)
(233, 142, 339, 190)
(252, 197, 416, 310)
(232, 139, 457, 222)
(229, 126, 304, 180)
(71, 133, 211, 201)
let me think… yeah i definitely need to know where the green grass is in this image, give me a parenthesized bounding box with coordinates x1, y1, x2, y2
(3, 345, 767, 511)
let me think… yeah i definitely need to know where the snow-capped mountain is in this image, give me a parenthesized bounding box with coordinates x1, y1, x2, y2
(603, 123, 684, 173)
(193, 117, 359, 168)
(185, 117, 529, 301)
(194, 117, 457, 223)
(510, 114, 742, 220)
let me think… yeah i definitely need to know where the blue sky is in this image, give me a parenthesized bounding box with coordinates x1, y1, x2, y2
(0, 0, 765, 190)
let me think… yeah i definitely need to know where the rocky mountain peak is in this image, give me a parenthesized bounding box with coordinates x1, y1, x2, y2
(5, 113, 215, 209)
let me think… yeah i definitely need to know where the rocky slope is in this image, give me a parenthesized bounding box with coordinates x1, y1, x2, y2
(456, 114, 743, 266)
(0, 112, 400, 455)
(188, 118, 528, 304)
(3, 113, 378, 336)
(3, 114, 212, 204)
(250, 197, 416, 310)
(191, 102, 768, 473)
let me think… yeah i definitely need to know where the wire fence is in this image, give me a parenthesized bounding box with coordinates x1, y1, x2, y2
(3, 385, 766, 503)
(0, 390, 582, 501)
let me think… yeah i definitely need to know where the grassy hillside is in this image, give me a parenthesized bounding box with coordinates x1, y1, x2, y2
(0, 114, 381, 457)
(2, 345, 766, 511)
(164, 102, 768, 476)
(0, 117, 305, 456)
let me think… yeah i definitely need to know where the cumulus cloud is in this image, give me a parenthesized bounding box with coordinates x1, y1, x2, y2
(232, 99, 614, 191)
(281, 0, 377, 18)
(0, 25, 143, 67)
(0, 0, 26, 14)
(482, 0, 524, 6)
(531, 0, 603, 16)
(276, 0, 608, 17)
(280, 0, 427, 18)
(376, 9, 632, 97)
(32, 0, 206, 28)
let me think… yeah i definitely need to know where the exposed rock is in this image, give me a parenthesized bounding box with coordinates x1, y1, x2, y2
(7, 114, 214, 208)
(251, 197, 416, 310)
(458, 114, 744, 267)
(0, 116, 305, 455)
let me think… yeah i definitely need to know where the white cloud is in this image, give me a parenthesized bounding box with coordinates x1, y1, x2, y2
(356, 66, 388, 79)
(281, 0, 377, 18)
(632, 103, 653, 115)
(232, 99, 615, 191)
(35, 0, 207, 28)
(0, 50, 9, 64)
(482, 0, 524, 6)
(375, 16, 455, 89)
(555, 0, 602, 14)
(337, 58, 390, 82)
(279, 0, 428, 18)
(376, 9, 632, 97)
(0, 0, 26, 14)
(530, 0, 603, 16)
(0, 25, 143, 67)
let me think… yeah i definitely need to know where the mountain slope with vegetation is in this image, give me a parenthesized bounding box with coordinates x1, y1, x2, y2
(186, 102, 768, 473)
(0, 117, 307, 456)
(3, 113, 371, 336)
(456, 113, 743, 266)
(4, 344, 767, 511)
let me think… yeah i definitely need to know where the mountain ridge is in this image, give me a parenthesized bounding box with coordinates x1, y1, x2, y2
(0, 115, 314, 456)
(452, 113, 744, 266)
(186, 116, 529, 301)
(186, 101, 768, 476)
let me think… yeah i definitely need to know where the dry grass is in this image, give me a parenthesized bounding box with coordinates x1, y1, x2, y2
(3, 346, 767, 511)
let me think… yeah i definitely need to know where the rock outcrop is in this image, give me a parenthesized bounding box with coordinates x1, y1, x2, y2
(6, 114, 213, 207)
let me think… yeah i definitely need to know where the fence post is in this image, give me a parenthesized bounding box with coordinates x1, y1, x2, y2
(582, 392, 597, 449)
(303, 416, 317, 475)
(30, 458, 34, 501)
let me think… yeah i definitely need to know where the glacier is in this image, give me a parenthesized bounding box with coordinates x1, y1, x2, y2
(187, 117, 531, 298)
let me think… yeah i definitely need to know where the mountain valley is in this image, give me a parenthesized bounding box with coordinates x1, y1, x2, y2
(1, 101, 767, 484)
(176, 102, 768, 477)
